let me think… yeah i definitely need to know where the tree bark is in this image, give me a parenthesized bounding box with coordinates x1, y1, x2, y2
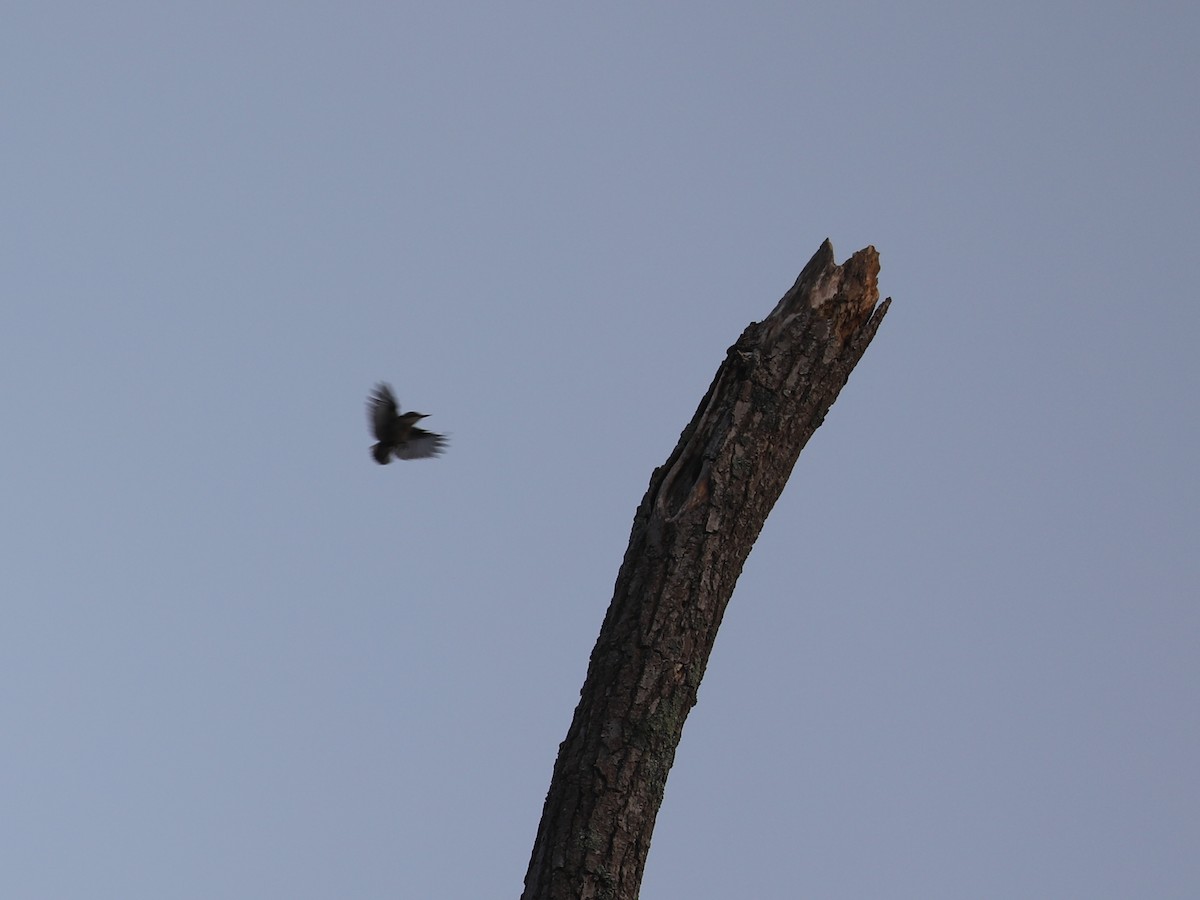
(521, 240, 891, 900)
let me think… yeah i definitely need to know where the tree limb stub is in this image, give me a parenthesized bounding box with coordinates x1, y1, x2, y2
(521, 240, 891, 900)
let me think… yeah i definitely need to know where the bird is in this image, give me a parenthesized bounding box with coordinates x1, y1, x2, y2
(366, 382, 447, 463)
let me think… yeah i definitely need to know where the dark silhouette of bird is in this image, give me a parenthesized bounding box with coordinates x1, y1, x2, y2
(367, 383, 447, 463)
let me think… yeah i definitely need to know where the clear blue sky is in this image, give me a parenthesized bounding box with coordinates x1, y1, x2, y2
(4, 3, 1197, 897)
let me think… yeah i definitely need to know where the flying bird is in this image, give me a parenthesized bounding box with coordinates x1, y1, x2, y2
(367, 383, 447, 463)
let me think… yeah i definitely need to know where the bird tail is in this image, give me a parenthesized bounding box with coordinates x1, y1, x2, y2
(371, 443, 392, 464)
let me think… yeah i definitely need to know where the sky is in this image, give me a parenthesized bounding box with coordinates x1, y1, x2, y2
(3, 3, 1197, 898)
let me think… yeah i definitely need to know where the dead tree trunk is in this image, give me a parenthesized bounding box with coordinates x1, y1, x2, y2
(521, 240, 891, 900)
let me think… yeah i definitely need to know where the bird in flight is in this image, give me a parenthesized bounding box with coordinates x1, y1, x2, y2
(367, 383, 447, 463)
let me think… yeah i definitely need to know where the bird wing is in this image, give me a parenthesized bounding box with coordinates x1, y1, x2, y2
(368, 383, 400, 440)
(392, 427, 447, 460)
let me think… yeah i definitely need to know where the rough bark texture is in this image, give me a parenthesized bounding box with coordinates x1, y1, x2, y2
(521, 241, 891, 900)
